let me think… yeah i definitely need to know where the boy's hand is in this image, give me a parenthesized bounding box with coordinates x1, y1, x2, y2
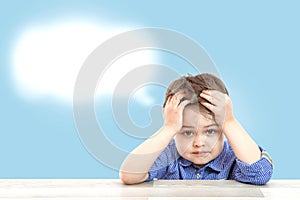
(200, 90, 235, 129)
(163, 91, 190, 134)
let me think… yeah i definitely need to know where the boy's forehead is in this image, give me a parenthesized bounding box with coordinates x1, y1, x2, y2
(184, 104, 212, 117)
(183, 105, 215, 127)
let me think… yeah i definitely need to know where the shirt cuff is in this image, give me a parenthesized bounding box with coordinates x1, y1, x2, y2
(144, 171, 157, 182)
(235, 150, 273, 174)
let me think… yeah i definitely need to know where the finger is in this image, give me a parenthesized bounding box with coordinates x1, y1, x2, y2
(178, 99, 190, 109)
(202, 90, 221, 95)
(202, 90, 224, 101)
(170, 94, 180, 105)
(165, 95, 174, 107)
(174, 91, 185, 100)
(200, 92, 217, 106)
(177, 97, 188, 106)
(200, 101, 216, 113)
(174, 91, 187, 105)
(167, 95, 172, 103)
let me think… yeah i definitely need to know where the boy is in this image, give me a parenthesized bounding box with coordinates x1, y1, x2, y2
(120, 73, 273, 185)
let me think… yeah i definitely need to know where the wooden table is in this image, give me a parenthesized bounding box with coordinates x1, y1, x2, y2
(0, 179, 299, 199)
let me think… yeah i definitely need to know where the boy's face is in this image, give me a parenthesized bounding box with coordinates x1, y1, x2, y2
(174, 105, 224, 167)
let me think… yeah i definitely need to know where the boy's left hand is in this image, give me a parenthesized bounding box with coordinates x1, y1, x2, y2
(200, 90, 235, 129)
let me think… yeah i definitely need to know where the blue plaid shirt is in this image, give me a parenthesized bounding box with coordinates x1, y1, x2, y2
(146, 140, 273, 185)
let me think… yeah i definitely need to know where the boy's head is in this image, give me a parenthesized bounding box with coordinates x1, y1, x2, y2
(163, 73, 229, 166)
(163, 73, 229, 115)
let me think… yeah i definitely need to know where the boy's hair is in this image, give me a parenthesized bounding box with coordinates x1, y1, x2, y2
(163, 73, 229, 116)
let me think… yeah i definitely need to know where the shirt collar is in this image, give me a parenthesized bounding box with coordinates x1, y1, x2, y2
(206, 141, 229, 172)
(178, 157, 194, 167)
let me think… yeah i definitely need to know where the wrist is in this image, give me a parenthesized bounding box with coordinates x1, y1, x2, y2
(162, 125, 179, 137)
(222, 117, 238, 135)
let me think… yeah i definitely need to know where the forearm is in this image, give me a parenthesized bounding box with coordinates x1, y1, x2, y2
(223, 119, 261, 164)
(120, 126, 175, 184)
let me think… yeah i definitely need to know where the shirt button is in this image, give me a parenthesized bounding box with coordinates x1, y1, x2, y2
(196, 173, 200, 179)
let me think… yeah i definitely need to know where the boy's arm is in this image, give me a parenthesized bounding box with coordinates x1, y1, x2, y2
(222, 118, 261, 164)
(200, 90, 261, 164)
(119, 93, 190, 184)
(119, 126, 175, 184)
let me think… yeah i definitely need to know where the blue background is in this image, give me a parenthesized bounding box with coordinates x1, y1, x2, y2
(1, 0, 299, 179)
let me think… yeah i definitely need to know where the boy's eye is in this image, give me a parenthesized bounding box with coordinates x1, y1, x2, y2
(183, 131, 194, 137)
(206, 129, 216, 135)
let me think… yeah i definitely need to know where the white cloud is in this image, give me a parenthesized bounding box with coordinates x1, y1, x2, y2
(95, 50, 159, 101)
(12, 20, 158, 104)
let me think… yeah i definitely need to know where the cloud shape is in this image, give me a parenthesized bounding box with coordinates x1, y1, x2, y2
(12, 20, 158, 104)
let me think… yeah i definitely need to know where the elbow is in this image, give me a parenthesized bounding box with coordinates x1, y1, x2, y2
(248, 167, 273, 185)
(255, 163, 273, 185)
(119, 171, 148, 185)
(251, 176, 271, 185)
(256, 170, 273, 185)
(119, 171, 134, 185)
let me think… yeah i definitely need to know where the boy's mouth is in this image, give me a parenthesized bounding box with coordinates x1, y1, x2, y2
(191, 151, 209, 156)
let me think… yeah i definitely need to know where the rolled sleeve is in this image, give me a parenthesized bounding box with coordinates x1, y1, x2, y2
(145, 167, 167, 182)
(144, 140, 179, 182)
(231, 155, 273, 185)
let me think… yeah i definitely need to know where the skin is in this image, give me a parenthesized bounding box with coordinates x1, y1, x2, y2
(120, 90, 261, 184)
(174, 105, 224, 167)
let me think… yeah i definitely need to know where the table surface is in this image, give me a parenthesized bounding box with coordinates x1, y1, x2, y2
(0, 179, 299, 199)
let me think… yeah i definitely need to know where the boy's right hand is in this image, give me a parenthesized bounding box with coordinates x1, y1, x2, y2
(163, 91, 191, 135)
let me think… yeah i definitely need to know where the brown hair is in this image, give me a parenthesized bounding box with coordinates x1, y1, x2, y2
(163, 73, 229, 116)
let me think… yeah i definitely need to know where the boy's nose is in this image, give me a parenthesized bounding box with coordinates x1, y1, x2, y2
(193, 133, 206, 147)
